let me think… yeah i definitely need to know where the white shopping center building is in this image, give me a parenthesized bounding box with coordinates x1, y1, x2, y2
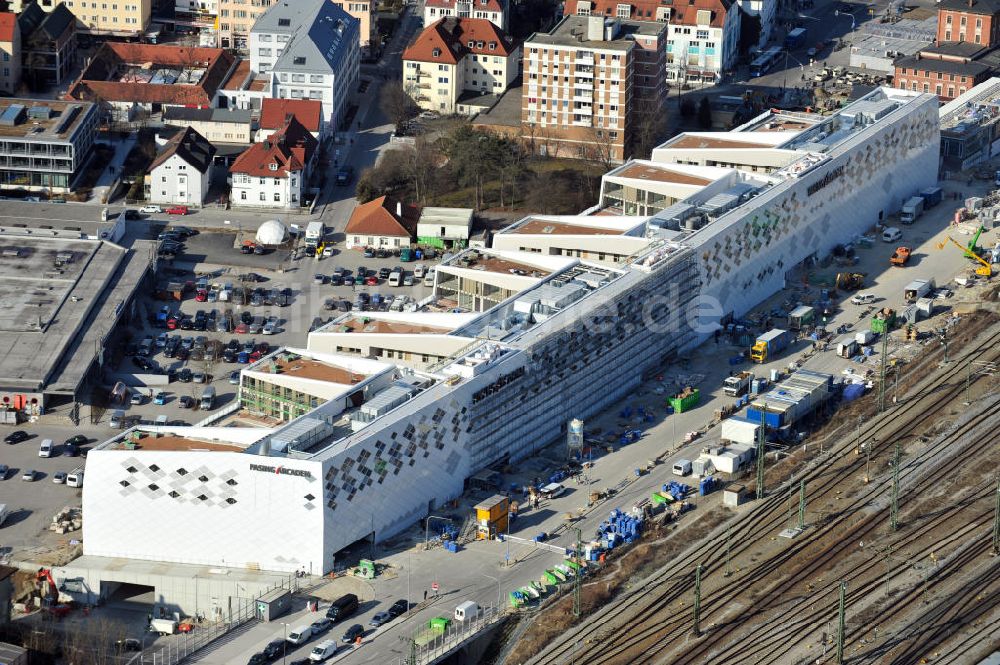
(79, 88, 939, 614)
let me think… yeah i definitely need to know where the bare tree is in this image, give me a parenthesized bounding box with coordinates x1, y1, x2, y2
(380, 82, 419, 134)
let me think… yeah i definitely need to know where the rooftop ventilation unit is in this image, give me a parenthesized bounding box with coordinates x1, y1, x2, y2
(0, 104, 26, 127)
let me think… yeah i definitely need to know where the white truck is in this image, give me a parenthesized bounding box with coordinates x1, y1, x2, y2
(149, 618, 177, 636)
(305, 222, 325, 249)
(899, 196, 924, 224)
(904, 278, 935, 303)
(722, 371, 753, 397)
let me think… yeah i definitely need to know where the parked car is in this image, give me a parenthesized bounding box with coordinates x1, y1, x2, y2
(178, 368, 193, 383)
(341, 624, 364, 643)
(139, 205, 162, 214)
(365, 275, 378, 286)
(65, 435, 88, 446)
(368, 611, 392, 627)
(179, 396, 194, 409)
(153, 391, 167, 405)
(263, 316, 279, 335)
(335, 166, 355, 185)
(387, 599, 409, 618)
(311, 618, 333, 634)
(4, 430, 29, 445)
(263, 639, 286, 660)
(165, 205, 189, 215)
(192, 372, 206, 384)
(229, 371, 241, 385)
(21, 469, 36, 482)
(0, 464, 7, 479)
(62, 444, 79, 457)
(53, 471, 67, 484)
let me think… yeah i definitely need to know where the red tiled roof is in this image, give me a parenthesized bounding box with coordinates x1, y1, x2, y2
(345, 196, 420, 238)
(403, 17, 514, 64)
(578, 0, 731, 26)
(221, 59, 251, 91)
(425, 0, 503, 12)
(230, 117, 317, 178)
(0, 13, 16, 43)
(260, 98, 323, 133)
(65, 43, 237, 108)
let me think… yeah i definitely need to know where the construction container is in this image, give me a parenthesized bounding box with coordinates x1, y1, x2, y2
(787, 305, 815, 331)
(915, 297, 934, 317)
(750, 329, 792, 363)
(669, 387, 700, 413)
(836, 334, 859, 358)
(871, 308, 896, 333)
(723, 484, 747, 507)
(747, 370, 832, 428)
(721, 416, 760, 445)
(854, 329, 875, 346)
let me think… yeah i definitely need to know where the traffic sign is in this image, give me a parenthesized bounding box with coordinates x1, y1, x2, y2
(431, 582, 439, 591)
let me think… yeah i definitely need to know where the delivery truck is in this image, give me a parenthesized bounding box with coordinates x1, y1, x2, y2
(920, 186, 942, 208)
(899, 196, 925, 224)
(904, 278, 935, 303)
(305, 222, 325, 249)
(785, 27, 808, 49)
(723, 371, 753, 397)
(750, 329, 792, 363)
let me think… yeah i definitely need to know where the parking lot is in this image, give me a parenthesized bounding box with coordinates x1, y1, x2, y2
(113, 228, 446, 427)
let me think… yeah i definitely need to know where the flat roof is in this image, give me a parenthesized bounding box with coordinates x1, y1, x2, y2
(615, 163, 714, 185)
(0, 99, 93, 140)
(265, 355, 369, 384)
(0, 235, 150, 394)
(665, 135, 773, 150)
(511, 219, 628, 235)
(336, 317, 453, 334)
(446, 252, 553, 277)
(108, 434, 246, 452)
(472, 84, 523, 128)
(528, 15, 659, 50)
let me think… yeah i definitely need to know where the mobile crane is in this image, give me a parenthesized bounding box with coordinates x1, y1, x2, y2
(938, 236, 992, 278)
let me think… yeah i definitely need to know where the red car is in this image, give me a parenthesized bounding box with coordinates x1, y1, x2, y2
(255, 342, 270, 354)
(235, 322, 249, 334)
(365, 275, 378, 286)
(166, 317, 179, 330)
(165, 206, 189, 215)
(249, 350, 262, 363)
(194, 289, 208, 302)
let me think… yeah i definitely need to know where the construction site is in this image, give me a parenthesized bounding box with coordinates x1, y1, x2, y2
(504, 300, 1000, 665)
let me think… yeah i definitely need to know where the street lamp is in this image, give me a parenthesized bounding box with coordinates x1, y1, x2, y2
(481, 573, 502, 612)
(279, 623, 291, 665)
(782, 49, 805, 91)
(834, 9, 857, 32)
(424, 515, 452, 550)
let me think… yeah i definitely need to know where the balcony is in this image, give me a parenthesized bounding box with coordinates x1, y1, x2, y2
(575, 66, 594, 76)
(573, 90, 593, 102)
(577, 56, 594, 67)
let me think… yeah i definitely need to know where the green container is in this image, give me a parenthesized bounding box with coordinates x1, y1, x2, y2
(871, 313, 896, 334)
(542, 571, 558, 585)
(669, 388, 701, 413)
(429, 617, 450, 631)
(651, 491, 672, 505)
(563, 559, 581, 571)
(509, 591, 524, 607)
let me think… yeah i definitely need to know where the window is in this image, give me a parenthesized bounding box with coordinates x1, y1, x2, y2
(258, 48, 272, 57)
(292, 74, 305, 82)
(260, 34, 272, 41)
(278, 17, 290, 25)
(241, 191, 247, 200)
(310, 74, 323, 83)
(274, 193, 281, 201)
(161, 176, 167, 182)
(260, 192, 266, 201)
(293, 56, 306, 65)
(269, 163, 278, 171)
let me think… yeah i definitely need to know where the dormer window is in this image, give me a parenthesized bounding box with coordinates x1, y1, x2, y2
(294, 56, 306, 65)
(278, 18, 290, 26)
(468, 40, 474, 47)
(433, 48, 441, 56)
(269, 163, 278, 171)
(489, 42, 496, 50)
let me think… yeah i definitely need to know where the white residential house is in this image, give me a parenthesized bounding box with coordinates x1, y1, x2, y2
(402, 17, 519, 115)
(249, 0, 360, 131)
(147, 127, 216, 206)
(424, 0, 507, 31)
(665, 0, 741, 84)
(229, 117, 317, 210)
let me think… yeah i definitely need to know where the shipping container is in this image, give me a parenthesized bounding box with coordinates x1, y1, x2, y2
(751, 329, 791, 363)
(787, 305, 815, 331)
(720, 417, 760, 445)
(854, 329, 875, 345)
(919, 186, 942, 207)
(904, 278, 935, 302)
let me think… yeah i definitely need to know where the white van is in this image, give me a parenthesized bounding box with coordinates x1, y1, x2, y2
(388, 270, 403, 287)
(66, 468, 84, 488)
(309, 640, 337, 661)
(882, 227, 902, 243)
(423, 267, 436, 287)
(672, 459, 693, 476)
(539, 482, 564, 500)
(454, 601, 481, 622)
(287, 624, 313, 645)
(414, 264, 426, 279)
(850, 293, 876, 305)
(38, 439, 53, 458)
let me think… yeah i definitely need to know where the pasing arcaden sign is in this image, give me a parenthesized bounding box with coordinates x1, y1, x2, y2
(249, 463, 314, 480)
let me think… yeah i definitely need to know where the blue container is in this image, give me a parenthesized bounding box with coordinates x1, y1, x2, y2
(843, 383, 865, 402)
(415, 249, 423, 260)
(535, 532, 547, 542)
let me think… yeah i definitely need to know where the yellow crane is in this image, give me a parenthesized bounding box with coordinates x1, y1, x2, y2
(937, 236, 992, 277)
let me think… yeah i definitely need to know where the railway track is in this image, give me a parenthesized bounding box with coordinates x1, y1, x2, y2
(526, 320, 1000, 665)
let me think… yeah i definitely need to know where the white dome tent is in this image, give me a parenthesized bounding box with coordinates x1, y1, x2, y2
(255, 219, 289, 246)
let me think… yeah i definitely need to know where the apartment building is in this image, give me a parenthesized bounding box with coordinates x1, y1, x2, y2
(894, 43, 994, 101)
(162, 107, 253, 144)
(36, 0, 151, 36)
(18, 3, 75, 89)
(0, 98, 98, 191)
(218, 0, 271, 50)
(403, 17, 519, 115)
(937, 0, 1000, 48)
(148, 127, 216, 206)
(218, 0, 372, 53)
(229, 116, 317, 209)
(0, 15, 20, 96)
(249, 0, 359, 131)
(424, 0, 507, 32)
(523, 16, 666, 162)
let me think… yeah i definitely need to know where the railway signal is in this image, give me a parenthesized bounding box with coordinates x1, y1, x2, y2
(836, 581, 848, 664)
(755, 404, 766, 500)
(890, 442, 901, 531)
(692, 563, 703, 637)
